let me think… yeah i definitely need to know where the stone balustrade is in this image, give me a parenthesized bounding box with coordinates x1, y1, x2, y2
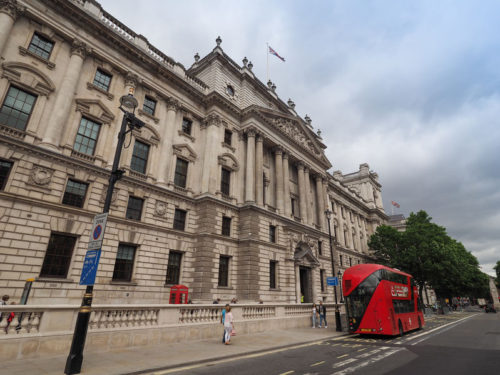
(0, 303, 342, 360)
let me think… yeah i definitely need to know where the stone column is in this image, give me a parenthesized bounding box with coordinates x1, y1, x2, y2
(255, 134, 264, 206)
(315, 175, 325, 230)
(297, 163, 307, 223)
(199, 113, 221, 194)
(157, 97, 179, 186)
(295, 263, 301, 303)
(274, 147, 284, 213)
(245, 128, 256, 203)
(304, 167, 313, 225)
(283, 153, 291, 217)
(311, 267, 318, 303)
(336, 203, 345, 246)
(41, 40, 87, 150)
(0, 0, 21, 56)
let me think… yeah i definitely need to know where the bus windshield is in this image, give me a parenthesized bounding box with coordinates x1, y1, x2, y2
(345, 270, 383, 332)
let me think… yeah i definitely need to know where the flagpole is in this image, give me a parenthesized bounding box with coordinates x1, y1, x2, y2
(266, 42, 269, 83)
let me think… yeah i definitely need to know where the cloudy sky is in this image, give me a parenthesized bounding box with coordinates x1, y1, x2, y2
(99, 0, 500, 276)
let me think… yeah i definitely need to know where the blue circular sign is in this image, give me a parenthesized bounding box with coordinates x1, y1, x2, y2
(93, 224, 102, 240)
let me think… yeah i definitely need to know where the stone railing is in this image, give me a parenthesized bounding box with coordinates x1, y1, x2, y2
(0, 303, 339, 336)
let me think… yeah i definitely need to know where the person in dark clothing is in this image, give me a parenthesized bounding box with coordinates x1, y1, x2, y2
(318, 301, 327, 328)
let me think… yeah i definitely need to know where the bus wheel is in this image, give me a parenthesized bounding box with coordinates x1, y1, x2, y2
(398, 321, 404, 337)
(418, 318, 422, 330)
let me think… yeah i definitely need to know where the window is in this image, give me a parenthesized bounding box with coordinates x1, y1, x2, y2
(181, 118, 192, 135)
(93, 69, 112, 91)
(73, 117, 101, 156)
(142, 96, 156, 116)
(173, 208, 187, 231)
(39, 233, 76, 278)
(224, 129, 232, 146)
(0, 159, 13, 190)
(174, 158, 188, 188)
(218, 255, 230, 287)
(318, 240, 322, 256)
(269, 225, 276, 243)
(291, 198, 296, 216)
(270, 260, 277, 289)
(358, 259, 361, 264)
(349, 257, 352, 267)
(0, 86, 37, 131)
(221, 216, 231, 236)
(320, 269, 325, 292)
(220, 167, 230, 196)
(226, 85, 235, 97)
(28, 32, 54, 59)
(334, 225, 338, 240)
(62, 179, 88, 208)
(112, 244, 136, 282)
(130, 140, 150, 174)
(166, 251, 182, 284)
(126, 196, 144, 220)
(339, 255, 343, 267)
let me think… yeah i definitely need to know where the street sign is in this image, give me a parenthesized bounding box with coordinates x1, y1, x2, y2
(88, 213, 108, 250)
(80, 248, 102, 285)
(327, 276, 339, 286)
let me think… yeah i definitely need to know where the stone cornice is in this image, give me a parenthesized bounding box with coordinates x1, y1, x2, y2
(0, 0, 25, 20)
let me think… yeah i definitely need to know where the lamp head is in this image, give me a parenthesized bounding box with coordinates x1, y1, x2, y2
(119, 88, 138, 112)
(325, 209, 332, 220)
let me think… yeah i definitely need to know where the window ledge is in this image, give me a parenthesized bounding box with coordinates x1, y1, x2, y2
(269, 288, 281, 291)
(138, 108, 159, 123)
(19, 46, 56, 69)
(86, 82, 114, 100)
(110, 281, 138, 286)
(221, 142, 235, 153)
(178, 130, 195, 142)
(36, 277, 74, 283)
(216, 286, 234, 290)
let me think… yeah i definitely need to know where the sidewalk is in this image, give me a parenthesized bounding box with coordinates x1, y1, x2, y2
(1, 327, 345, 375)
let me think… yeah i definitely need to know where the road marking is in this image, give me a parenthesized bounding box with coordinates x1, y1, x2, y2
(332, 358, 358, 368)
(357, 348, 367, 352)
(310, 361, 325, 367)
(279, 371, 295, 375)
(409, 314, 478, 346)
(337, 354, 349, 358)
(146, 340, 324, 374)
(332, 347, 404, 375)
(396, 313, 478, 345)
(357, 348, 383, 358)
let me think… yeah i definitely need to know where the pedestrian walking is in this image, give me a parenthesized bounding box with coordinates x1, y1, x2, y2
(4, 301, 16, 334)
(311, 303, 319, 328)
(221, 303, 229, 343)
(0, 295, 9, 322)
(224, 306, 234, 345)
(318, 301, 327, 328)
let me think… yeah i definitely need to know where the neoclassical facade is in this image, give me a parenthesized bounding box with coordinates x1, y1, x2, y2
(0, 0, 387, 304)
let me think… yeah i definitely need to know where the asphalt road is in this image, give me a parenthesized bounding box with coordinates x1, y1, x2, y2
(148, 311, 500, 375)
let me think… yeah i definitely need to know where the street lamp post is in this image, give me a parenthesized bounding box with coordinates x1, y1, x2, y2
(64, 92, 144, 375)
(325, 209, 342, 332)
(338, 269, 344, 303)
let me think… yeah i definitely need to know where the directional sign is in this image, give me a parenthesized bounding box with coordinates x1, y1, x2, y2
(327, 276, 339, 286)
(80, 248, 102, 285)
(88, 213, 108, 250)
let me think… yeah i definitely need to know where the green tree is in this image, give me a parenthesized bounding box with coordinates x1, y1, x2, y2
(368, 210, 487, 305)
(494, 261, 500, 289)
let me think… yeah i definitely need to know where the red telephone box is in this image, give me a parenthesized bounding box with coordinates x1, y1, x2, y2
(169, 284, 189, 304)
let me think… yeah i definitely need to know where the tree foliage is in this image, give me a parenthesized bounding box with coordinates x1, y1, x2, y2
(368, 210, 489, 300)
(494, 261, 500, 289)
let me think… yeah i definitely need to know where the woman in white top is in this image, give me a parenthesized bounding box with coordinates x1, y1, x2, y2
(224, 306, 234, 344)
(312, 303, 318, 328)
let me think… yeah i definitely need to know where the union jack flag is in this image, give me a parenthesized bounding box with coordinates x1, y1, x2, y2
(391, 201, 400, 208)
(269, 46, 285, 62)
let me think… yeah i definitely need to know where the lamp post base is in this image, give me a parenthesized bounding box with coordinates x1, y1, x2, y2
(335, 310, 342, 332)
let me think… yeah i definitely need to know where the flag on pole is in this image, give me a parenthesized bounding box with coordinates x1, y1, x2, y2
(391, 201, 400, 208)
(269, 46, 285, 62)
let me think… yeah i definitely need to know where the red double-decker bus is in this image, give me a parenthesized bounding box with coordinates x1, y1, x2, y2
(342, 264, 425, 336)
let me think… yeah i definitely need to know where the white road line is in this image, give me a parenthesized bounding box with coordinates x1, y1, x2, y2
(331, 348, 404, 375)
(332, 358, 358, 368)
(356, 346, 390, 358)
(395, 313, 478, 345)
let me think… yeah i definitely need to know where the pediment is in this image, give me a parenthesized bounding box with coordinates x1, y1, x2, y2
(172, 143, 197, 162)
(75, 99, 115, 124)
(294, 241, 320, 266)
(218, 152, 239, 171)
(134, 123, 160, 145)
(1, 61, 55, 96)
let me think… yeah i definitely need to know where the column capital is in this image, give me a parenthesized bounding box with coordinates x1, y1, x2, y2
(297, 162, 305, 171)
(256, 133, 264, 143)
(124, 71, 140, 89)
(282, 152, 289, 160)
(245, 127, 257, 137)
(166, 97, 181, 112)
(70, 39, 90, 59)
(273, 146, 283, 155)
(315, 174, 323, 182)
(0, 0, 24, 21)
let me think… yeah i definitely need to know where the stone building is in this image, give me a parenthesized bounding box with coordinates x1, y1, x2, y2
(0, 0, 387, 305)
